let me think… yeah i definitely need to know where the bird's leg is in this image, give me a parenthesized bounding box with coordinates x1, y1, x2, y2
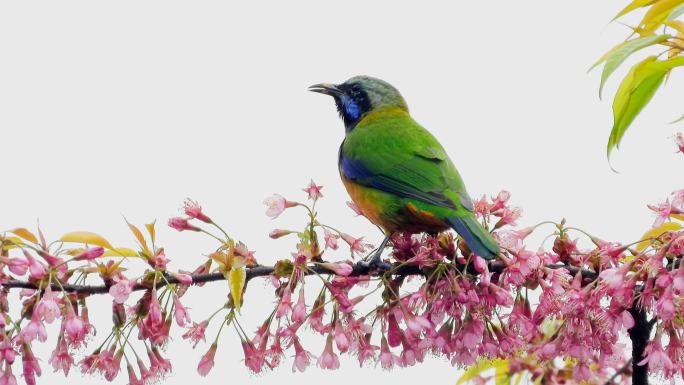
(361, 233, 393, 270)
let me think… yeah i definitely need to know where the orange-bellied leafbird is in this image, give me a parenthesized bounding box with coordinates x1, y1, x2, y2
(309, 76, 499, 266)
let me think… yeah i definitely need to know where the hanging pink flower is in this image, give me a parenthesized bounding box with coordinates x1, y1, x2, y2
(291, 338, 313, 373)
(317, 335, 339, 370)
(182, 320, 209, 348)
(197, 343, 217, 377)
(173, 295, 191, 327)
(323, 230, 339, 250)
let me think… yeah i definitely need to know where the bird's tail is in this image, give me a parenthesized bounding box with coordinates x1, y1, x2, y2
(446, 214, 500, 260)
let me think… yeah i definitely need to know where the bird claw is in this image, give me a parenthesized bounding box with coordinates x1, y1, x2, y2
(358, 253, 391, 272)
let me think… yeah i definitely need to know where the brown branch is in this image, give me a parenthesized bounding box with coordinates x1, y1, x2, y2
(0, 259, 596, 295)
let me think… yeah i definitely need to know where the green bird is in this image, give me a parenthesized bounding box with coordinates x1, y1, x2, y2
(309, 76, 500, 266)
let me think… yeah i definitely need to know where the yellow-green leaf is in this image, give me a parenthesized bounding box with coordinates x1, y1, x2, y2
(672, 214, 684, 221)
(1, 237, 25, 250)
(666, 3, 684, 20)
(672, 114, 684, 123)
(145, 221, 156, 244)
(125, 220, 150, 255)
(102, 248, 139, 257)
(593, 35, 671, 98)
(636, 221, 682, 251)
(9, 228, 38, 244)
(666, 20, 684, 33)
(59, 231, 113, 249)
(495, 361, 511, 385)
(613, 0, 659, 20)
(456, 359, 508, 385)
(640, 0, 684, 34)
(608, 56, 684, 162)
(228, 266, 246, 313)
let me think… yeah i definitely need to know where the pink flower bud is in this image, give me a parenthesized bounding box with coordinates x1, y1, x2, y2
(170, 272, 193, 285)
(318, 262, 353, 276)
(74, 247, 105, 261)
(168, 217, 201, 232)
(269, 229, 293, 239)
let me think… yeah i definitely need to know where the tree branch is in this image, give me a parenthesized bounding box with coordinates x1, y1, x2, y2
(0, 259, 596, 294)
(628, 301, 654, 385)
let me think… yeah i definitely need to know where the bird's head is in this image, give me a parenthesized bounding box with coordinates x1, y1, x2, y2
(309, 76, 408, 132)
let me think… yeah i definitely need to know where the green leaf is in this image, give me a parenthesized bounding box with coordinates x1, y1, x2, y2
(456, 359, 508, 385)
(607, 56, 684, 162)
(671, 114, 684, 123)
(613, 0, 658, 21)
(592, 35, 671, 98)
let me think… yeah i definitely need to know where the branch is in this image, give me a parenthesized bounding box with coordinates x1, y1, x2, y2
(628, 300, 654, 385)
(0, 259, 596, 294)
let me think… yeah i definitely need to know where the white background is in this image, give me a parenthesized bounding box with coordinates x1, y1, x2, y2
(1, 1, 683, 384)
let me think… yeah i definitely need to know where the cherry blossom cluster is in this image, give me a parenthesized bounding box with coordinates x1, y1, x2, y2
(0, 181, 682, 385)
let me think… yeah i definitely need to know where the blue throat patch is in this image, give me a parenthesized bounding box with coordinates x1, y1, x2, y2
(342, 96, 361, 121)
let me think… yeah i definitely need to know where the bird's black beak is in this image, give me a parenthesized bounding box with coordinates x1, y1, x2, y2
(308, 83, 342, 96)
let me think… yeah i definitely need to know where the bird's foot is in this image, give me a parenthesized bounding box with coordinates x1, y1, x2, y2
(359, 250, 391, 272)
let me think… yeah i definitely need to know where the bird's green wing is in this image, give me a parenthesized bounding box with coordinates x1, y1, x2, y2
(340, 115, 472, 213)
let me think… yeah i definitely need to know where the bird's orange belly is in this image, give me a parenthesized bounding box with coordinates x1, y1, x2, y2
(341, 176, 449, 234)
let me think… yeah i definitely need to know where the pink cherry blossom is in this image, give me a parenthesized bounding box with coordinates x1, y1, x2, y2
(675, 132, 684, 153)
(63, 306, 87, 346)
(648, 199, 676, 228)
(291, 287, 307, 324)
(323, 229, 339, 250)
(346, 201, 363, 216)
(184, 199, 212, 223)
(183, 320, 209, 348)
(22, 252, 46, 280)
(109, 279, 134, 304)
(19, 314, 47, 343)
(49, 339, 74, 375)
(275, 286, 292, 319)
(317, 335, 340, 370)
(263, 194, 296, 219)
(197, 343, 217, 377)
(639, 335, 673, 372)
(339, 233, 372, 257)
(173, 295, 191, 327)
(302, 180, 323, 200)
(292, 338, 313, 373)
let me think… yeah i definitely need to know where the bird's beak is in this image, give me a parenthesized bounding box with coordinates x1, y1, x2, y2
(308, 83, 342, 96)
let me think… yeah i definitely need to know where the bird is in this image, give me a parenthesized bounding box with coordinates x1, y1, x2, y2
(309, 75, 500, 267)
